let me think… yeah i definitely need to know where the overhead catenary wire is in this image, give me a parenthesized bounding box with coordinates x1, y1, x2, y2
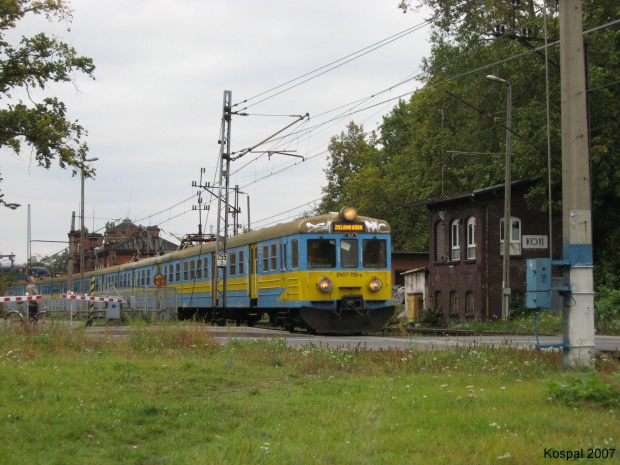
(128, 14, 620, 240)
(232, 20, 433, 111)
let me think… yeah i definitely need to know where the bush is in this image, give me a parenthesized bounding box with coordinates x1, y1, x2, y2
(547, 367, 620, 408)
(510, 299, 529, 319)
(420, 306, 443, 327)
(595, 285, 620, 334)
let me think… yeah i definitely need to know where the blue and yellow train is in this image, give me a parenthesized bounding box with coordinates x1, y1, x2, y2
(4, 207, 394, 333)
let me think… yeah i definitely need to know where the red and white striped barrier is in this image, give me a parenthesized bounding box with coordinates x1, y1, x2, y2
(1, 295, 42, 302)
(61, 294, 124, 304)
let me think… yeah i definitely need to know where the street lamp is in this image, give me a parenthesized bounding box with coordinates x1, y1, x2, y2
(80, 157, 98, 294)
(486, 74, 512, 320)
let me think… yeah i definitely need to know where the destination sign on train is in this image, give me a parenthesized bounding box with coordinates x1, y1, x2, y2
(333, 223, 365, 232)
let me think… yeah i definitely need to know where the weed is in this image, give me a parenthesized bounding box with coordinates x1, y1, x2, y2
(547, 367, 620, 408)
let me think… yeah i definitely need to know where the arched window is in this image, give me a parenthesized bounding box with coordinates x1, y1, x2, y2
(434, 221, 445, 262)
(466, 291, 474, 314)
(451, 219, 460, 261)
(434, 290, 442, 311)
(450, 290, 458, 314)
(466, 217, 476, 259)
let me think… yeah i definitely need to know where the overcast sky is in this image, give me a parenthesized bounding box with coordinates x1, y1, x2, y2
(0, 0, 431, 265)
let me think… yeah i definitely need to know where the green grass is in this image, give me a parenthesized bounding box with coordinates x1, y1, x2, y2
(447, 309, 564, 335)
(0, 323, 618, 464)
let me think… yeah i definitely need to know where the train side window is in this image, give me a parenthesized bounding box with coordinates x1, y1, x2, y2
(146, 268, 151, 286)
(291, 240, 299, 269)
(229, 251, 237, 276)
(196, 259, 202, 279)
(175, 263, 181, 282)
(307, 239, 336, 268)
(238, 250, 244, 276)
(280, 243, 287, 271)
(340, 239, 359, 268)
(204, 258, 210, 280)
(183, 261, 189, 281)
(362, 239, 387, 268)
(270, 243, 277, 271)
(189, 260, 196, 280)
(262, 245, 269, 272)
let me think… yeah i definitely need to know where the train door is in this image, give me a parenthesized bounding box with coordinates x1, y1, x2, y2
(249, 244, 258, 301)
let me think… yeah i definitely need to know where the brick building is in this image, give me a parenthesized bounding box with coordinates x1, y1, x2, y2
(70, 219, 177, 273)
(391, 252, 429, 286)
(422, 180, 561, 321)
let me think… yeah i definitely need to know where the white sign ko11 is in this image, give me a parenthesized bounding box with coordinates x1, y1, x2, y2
(523, 235, 548, 249)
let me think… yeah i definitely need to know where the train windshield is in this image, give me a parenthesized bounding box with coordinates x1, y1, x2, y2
(340, 239, 359, 268)
(362, 239, 387, 268)
(307, 239, 336, 268)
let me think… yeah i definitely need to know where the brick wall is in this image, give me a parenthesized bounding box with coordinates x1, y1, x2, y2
(427, 182, 562, 322)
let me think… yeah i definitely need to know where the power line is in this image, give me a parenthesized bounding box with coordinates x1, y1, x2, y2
(233, 20, 432, 110)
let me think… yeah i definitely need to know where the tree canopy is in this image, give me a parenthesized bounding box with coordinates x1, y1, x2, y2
(320, 0, 620, 286)
(0, 0, 95, 209)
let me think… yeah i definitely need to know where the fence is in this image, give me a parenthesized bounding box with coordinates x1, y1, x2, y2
(1, 287, 179, 321)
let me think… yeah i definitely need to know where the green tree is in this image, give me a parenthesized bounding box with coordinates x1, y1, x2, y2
(0, 0, 95, 209)
(321, 0, 620, 279)
(30, 250, 68, 276)
(318, 122, 379, 213)
(397, 0, 620, 289)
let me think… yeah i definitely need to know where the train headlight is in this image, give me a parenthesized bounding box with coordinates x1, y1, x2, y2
(340, 206, 357, 222)
(368, 277, 382, 292)
(318, 277, 333, 293)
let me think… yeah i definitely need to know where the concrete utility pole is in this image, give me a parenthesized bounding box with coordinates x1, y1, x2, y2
(559, 0, 595, 367)
(486, 75, 513, 320)
(80, 157, 98, 294)
(68, 212, 75, 292)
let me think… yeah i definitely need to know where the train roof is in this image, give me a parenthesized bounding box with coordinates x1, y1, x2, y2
(38, 209, 390, 280)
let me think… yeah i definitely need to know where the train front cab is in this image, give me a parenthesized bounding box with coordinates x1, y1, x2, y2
(257, 208, 394, 334)
(297, 232, 393, 333)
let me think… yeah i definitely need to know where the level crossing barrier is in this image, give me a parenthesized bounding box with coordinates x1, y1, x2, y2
(2, 287, 177, 320)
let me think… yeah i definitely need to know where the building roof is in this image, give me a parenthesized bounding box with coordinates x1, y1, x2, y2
(412, 179, 534, 208)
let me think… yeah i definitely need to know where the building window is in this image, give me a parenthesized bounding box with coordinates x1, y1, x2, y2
(450, 290, 458, 315)
(451, 219, 460, 261)
(434, 221, 445, 262)
(500, 217, 522, 255)
(466, 291, 474, 314)
(434, 290, 442, 313)
(466, 217, 476, 260)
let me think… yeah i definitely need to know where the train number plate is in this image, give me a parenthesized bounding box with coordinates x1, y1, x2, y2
(336, 272, 363, 278)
